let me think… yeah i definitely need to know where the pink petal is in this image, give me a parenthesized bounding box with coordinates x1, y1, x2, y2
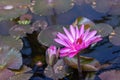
(54, 38, 69, 47)
(60, 48, 71, 53)
(60, 52, 69, 57)
(57, 32, 68, 40)
(75, 26, 80, 39)
(83, 28, 90, 40)
(70, 25, 76, 40)
(68, 52, 78, 58)
(63, 27, 74, 42)
(79, 25, 84, 36)
(85, 30, 97, 41)
(90, 36, 102, 43)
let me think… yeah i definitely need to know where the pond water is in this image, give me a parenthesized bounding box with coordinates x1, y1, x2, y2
(0, 1, 120, 80)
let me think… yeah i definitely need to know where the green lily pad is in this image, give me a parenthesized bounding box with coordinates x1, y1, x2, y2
(38, 25, 67, 47)
(0, 46, 22, 70)
(91, 23, 113, 37)
(0, 35, 23, 50)
(109, 27, 120, 46)
(64, 56, 100, 71)
(0, 0, 30, 21)
(31, 0, 74, 15)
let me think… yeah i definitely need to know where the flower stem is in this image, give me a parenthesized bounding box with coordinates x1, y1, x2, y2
(51, 66, 57, 80)
(77, 53, 83, 80)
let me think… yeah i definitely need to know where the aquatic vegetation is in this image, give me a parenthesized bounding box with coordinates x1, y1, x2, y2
(0, 0, 120, 80)
(87, 0, 120, 15)
(31, 0, 74, 16)
(0, 35, 23, 50)
(109, 27, 120, 46)
(0, 0, 30, 21)
(91, 23, 113, 37)
(54, 24, 102, 80)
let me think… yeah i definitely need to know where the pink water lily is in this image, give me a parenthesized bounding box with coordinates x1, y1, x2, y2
(54, 25, 102, 58)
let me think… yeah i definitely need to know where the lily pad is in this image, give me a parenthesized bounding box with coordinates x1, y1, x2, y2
(0, 35, 23, 50)
(9, 66, 32, 80)
(44, 59, 68, 79)
(0, 46, 22, 70)
(89, 0, 120, 15)
(0, 0, 30, 21)
(31, 0, 74, 15)
(0, 69, 14, 80)
(9, 24, 32, 38)
(31, 20, 48, 32)
(74, 0, 85, 5)
(91, 23, 113, 37)
(38, 25, 67, 47)
(99, 70, 120, 80)
(109, 27, 120, 46)
(64, 56, 100, 71)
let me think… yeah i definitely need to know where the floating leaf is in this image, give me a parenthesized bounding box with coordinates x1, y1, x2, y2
(0, 20, 15, 36)
(0, 46, 22, 70)
(64, 56, 100, 71)
(74, 0, 85, 5)
(9, 66, 32, 80)
(91, 23, 113, 37)
(0, 69, 14, 80)
(109, 27, 120, 46)
(31, 20, 48, 32)
(73, 17, 95, 29)
(31, 0, 74, 15)
(44, 59, 68, 79)
(9, 25, 32, 38)
(0, 35, 23, 50)
(38, 25, 67, 47)
(0, 0, 30, 21)
(99, 70, 120, 80)
(89, 0, 120, 15)
(10, 73, 32, 80)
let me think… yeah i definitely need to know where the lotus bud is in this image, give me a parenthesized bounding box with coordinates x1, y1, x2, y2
(46, 45, 59, 66)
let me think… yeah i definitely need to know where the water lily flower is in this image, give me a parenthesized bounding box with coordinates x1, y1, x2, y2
(54, 25, 102, 58)
(46, 45, 59, 66)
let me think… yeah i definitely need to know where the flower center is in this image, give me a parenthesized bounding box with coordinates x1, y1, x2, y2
(77, 37, 83, 44)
